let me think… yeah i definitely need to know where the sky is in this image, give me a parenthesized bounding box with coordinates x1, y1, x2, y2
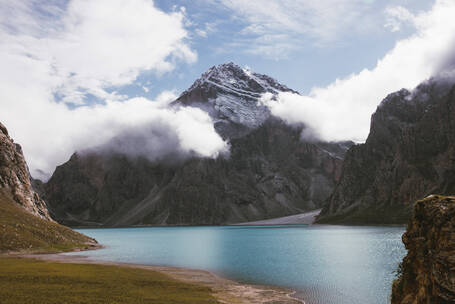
(0, 0, 454, 179)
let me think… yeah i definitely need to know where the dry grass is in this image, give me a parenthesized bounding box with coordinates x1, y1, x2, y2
(0, 257, 218, 304)
(0, 190, 95, 253)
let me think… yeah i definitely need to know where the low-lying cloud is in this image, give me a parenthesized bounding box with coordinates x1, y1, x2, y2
(74, 97, 229, 165)
(4, 91, 227, 180)
(261, 0, 455, 142)
(0, 0, 228, 180)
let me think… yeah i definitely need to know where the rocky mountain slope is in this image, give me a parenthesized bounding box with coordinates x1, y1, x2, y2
(43, 63, 352, 226)
(391, 195, 455, 304)
(0, 122, 96, 252)
(317, 79, 455, 224)
(0, 122, 50, 220)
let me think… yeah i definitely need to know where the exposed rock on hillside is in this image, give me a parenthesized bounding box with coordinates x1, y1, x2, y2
(318, 80, 455, 224)
(0, 122, 50, 220)
(0, 122, 97, 252)
(391, 195, 455, 304)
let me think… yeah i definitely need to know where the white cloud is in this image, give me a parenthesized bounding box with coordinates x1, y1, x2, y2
(195, 22, 217, 38)
(0, 0, 196, 104)
(0, 0, 229, 180)
(1, 86, 227, 180)
(261, 0, 455, 142)
(385, 6, 416, 32)
(195, 29, 208, 37)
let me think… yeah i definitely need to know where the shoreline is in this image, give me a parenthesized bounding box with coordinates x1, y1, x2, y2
(22, 252, 305, 304)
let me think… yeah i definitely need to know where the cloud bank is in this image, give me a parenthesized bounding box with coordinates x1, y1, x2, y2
(261, 0, 455, 142)
(0, 0, 227, 180)
(68, 96, 228, 165)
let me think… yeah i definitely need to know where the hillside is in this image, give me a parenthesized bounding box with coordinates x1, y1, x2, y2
(0, 190, 96, 252)
(317, 79, 455, 224)
(0, 122, 96, 252)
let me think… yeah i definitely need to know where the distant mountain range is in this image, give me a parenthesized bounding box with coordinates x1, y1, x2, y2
(40, 63, 352, 226)
(32, 63, 455, 226)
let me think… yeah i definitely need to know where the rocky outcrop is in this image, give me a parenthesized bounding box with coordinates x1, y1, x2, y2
(44, 118, 351, 226)
(0, 122, 97, 252)
(317, 80, 455, 224)
(0, 122, 51, 220)
(391, 195, 455, 304)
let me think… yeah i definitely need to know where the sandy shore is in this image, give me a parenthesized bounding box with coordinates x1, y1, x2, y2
(233, 209, 321, 226)
(23, 252, 304, 304)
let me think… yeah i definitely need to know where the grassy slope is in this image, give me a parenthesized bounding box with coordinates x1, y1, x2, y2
(0, 190, 219, 303)
(0, 189, 96, 253)
(0, 257, 218, 304)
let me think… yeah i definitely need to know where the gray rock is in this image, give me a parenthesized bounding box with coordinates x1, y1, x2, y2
(0, 122, 51, 220)
(317, 80, 455, 224)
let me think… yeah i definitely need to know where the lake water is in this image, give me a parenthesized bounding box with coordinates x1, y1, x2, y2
(69, 225, 406, 304)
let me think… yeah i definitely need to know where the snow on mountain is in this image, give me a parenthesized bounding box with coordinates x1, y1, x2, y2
(175, 62, 299, 138)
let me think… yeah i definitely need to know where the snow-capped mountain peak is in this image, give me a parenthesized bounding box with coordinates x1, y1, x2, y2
(175, 62, 299, 138)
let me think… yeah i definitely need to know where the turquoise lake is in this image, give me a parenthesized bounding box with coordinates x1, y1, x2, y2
(69, 225, 406, 304)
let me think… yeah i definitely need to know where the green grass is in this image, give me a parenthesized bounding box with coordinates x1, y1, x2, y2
(0, 257, 218, 304)
(0, 190, 96, 253)
(0, 192, 218, 303)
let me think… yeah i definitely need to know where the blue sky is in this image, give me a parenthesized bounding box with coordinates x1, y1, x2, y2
(1, 0, 454, 178)
(129, 0, 434, 98)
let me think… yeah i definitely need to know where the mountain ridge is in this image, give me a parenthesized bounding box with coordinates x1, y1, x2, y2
(43, 63, 352, 226)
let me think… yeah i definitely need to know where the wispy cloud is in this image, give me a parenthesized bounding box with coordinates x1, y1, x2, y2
(209, 0, 389, 58)
(195, 22, 218, 38)
(385, 6, 416, 32)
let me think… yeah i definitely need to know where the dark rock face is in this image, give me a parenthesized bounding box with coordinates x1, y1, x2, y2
(391, 195, 455, 304)
(45, 118, 351, 226)
(317, 80, 455, 224)
(0, 122, 51, 220)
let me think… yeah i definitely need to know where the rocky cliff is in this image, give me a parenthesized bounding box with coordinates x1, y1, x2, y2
(0, 122, 50, 220)
(391, 195, 455, 304)
(43, 63, 352, 226)
(317, 80, 455, 224)
(0, 122, 97, 252)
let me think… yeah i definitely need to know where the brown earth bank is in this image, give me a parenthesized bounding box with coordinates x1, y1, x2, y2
(391, 195, 455, 304)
